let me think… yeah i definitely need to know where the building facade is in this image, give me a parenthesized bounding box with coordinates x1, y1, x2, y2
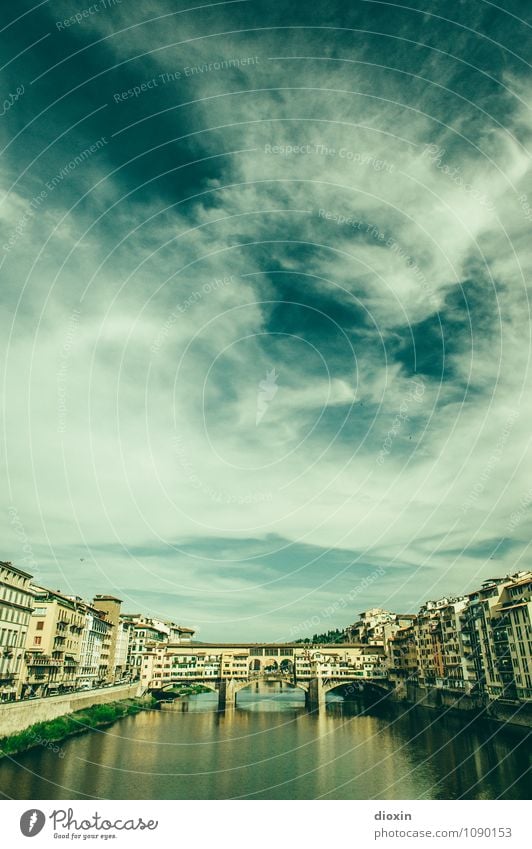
(492, 574, 532, 701)
(0, 562, 34, 700)
(345, 608, 415, 648)
(123, 614, 195, 680)
(22, 587, 86, 697)
(387, 624, 418, 690)
(124, 616, 172, 680)
(140, 643, 387, 690)
(92, 595, 122, 683)
(77, 606, 114, 688)
(114, 619, 133, 681)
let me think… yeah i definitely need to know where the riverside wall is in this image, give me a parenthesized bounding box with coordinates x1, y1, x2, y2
(0, 684, 144, 736)
(396, 682, 532, 728)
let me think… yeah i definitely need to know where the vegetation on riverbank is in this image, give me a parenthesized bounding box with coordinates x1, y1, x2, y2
(0, 696, 156, 759)
(165, 683, 212, 697)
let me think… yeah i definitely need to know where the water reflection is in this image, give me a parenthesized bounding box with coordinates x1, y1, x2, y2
(0, 684, 529, 800)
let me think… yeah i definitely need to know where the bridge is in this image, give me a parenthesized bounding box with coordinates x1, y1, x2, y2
(141, 642, 392, 712)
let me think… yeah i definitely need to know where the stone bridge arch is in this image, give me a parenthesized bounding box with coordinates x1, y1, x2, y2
(233, 674, 308, 696)
(321, 678, 393, 697)
(160, 681, 218, 694)
(156, 674, 392, 712)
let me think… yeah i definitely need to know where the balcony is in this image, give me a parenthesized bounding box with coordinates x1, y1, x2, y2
(25, 654, 61, 667)
(0, 672, 15, 682)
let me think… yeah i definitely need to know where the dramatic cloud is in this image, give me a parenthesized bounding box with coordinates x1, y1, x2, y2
(2, 0, 532, 639)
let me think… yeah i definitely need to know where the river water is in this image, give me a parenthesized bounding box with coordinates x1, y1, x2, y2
(0, 685, 529, 799)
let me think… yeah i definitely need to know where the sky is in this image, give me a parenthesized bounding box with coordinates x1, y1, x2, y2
(1, 0, 532, 641)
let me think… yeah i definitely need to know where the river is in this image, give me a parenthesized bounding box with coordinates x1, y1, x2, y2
(0, 684, 529, 799)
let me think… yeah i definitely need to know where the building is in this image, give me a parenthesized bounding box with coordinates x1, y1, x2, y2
(345, 609, 415, 647)
(77, 605, 113, 688)
(386, 624, 418, 691)
(0, 562, 34, 700)
(438, 598, 474, 692)
(22, 586, 85, 697)
(345, 608, 394, 644)
(414, 596, 475, 691)
(462, 573, 532, 700)
(114, 619, 133, 681)
(123, 614, 195, 680)
(463, 576, 512, 698)
(123, 615, 172, 680)
(92, 595, 123, 683)
(168, 623, 195, 644)
(414, 599, 446, 688)
(407, 572, 532, 702)
(491, 573, 532, 701)
(140, 643, 386, 690)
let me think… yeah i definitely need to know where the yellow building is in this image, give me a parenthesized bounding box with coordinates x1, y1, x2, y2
(140, 643, 386, 689)
(0, 561, 34, 700)
(22, 586, 86, 697)
(92, 594, 122, 683)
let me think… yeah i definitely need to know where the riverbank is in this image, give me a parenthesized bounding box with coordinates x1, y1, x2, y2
(389, 682, 532, 729)
(0, 696, 156, 760)
(0, 682, 143, 736)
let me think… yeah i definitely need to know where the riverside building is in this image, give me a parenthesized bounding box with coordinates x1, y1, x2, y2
(491, 573, 532, 701)
(0, 561, 34, 700)
(464, 572, 532, 700)
(123, 613, 196, 680)
(140, 643, 386, 690)
(92, 595, 126, 683)
(77, 604, 113, 688)
(22, 586, 86, 697)
(386, 624, 418, 691)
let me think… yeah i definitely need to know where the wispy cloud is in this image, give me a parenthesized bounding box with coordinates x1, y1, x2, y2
(1, 0, 532, 638)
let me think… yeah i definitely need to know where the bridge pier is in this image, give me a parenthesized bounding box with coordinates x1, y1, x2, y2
(218, 678, 236, 712)
(306, 677, 325, 713)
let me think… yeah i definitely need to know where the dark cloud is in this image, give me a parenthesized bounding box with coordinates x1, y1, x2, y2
(2, 0, 532, 637)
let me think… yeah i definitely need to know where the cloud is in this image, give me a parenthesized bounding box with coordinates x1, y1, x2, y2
(2, 0, 532, 638)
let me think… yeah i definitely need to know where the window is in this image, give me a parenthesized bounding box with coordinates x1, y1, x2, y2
(36, 621, 44, 631)
(34, 637, 42, 645)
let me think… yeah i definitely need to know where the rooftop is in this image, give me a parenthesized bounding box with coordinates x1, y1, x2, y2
(94, 594, 123, 603)
(0, 560, 33, 580)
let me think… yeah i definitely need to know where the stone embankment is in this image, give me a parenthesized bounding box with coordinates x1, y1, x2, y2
(392, 682, 532, 728)
(0, 683, 144, 737)
(0, 687, 153, 760)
